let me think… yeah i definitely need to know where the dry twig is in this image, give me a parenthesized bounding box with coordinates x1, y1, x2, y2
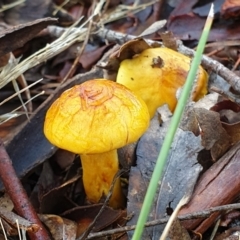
(210, 86, 240, 104)
(94, 28, 240, 92)
(0, 138, 50, 239)
(44, 25, 240, 92)
(87, 203, 240, 239)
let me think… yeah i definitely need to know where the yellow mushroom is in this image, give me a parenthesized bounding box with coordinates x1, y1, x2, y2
(44, 79, 150, 209)
(116, 47, 208, 118)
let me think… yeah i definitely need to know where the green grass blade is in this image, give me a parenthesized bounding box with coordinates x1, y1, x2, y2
(132, 4, 214, 239)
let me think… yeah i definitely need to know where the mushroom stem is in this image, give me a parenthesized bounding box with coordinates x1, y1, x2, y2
(80, 150, 125, 209)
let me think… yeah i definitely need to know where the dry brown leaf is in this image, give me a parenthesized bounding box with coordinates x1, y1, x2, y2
(39, 214, 77, 240)
(183, 108, 231, 161)
(160, 31, 178, 51)
(99, 38, 155, 80)
(168, 219, 191, 240)
(210, 100, 240, 146)
(0, 206, 39, 234)
(0, 53, 10, 68)
(221, 0, 240, 18)
(0, 17, 57, 57)
(179, 142, 240, 234)
(222, 121, 240, 144)
(62, 204, 123, 238)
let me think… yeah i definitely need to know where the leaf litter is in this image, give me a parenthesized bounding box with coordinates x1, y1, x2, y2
(2, 0, 240, 239)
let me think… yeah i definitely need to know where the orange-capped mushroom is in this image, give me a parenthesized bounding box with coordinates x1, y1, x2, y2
(116, 47, 208, 118)
(44, 79, 150, 209)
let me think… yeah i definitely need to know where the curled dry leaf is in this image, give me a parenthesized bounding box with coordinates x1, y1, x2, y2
(210, 99, 240, 114)
(39, 214, 77, 240)
(99, 38, 152, 80)
(182, 108, 231, 161)
(210, 99, 240, 146)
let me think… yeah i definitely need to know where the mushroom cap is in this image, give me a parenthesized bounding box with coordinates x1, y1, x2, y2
(44, 79, 150, 154)
(116, 47, 208, 117)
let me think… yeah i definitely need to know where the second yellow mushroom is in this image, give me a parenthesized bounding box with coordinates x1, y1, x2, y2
(116, 47, 208, 118)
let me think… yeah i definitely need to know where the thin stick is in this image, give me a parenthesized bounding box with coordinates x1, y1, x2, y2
(16, 219, 22, 240)
(0, 78, 43, 107)
(93, 28, 240, 93)
(0, 139, 50, 239)
(210, 86, 240, 104)
(0, 218, 7, 240)
(87, 202, 240, 239)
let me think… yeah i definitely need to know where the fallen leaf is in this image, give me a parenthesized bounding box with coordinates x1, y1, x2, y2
(222, 121, 240, 145)
(138, 20, 166, 37)
(40, 174, 81, 214)
(79, 44, 113, 69)
(167, 0, 240, 41)
(221, 0, 240, 18)
(0, 17, 57, 57)
(39, 214, 77, 240)
(106, 2, 157, 36)
(179, 142, 240, 234)
(210, 100, 240, 114)
(182, 108, 231, 161)
(160, 31, 178, 51)
(99, 38, 154, 80)
(0, 53, 10, 67)
(210, 100, 240, 146)
(127, 115, 203, 239)
(168, 219, 191, 240)
(61, 204, 124, 237)
(193, 0, 225, 17)
(0, 206, 39, 234)
(4, 0, 53, 25)
(168, 0, 198, 18)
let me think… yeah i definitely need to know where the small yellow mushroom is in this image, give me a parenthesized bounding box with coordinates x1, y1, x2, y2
(117, 47, 208, 118)
(44, 79, 150, 209)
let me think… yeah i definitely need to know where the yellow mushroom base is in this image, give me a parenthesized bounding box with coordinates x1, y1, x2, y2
(80, 150, 125, 209)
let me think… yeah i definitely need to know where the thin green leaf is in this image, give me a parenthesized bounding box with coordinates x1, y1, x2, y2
(132, 4, 214, 239)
